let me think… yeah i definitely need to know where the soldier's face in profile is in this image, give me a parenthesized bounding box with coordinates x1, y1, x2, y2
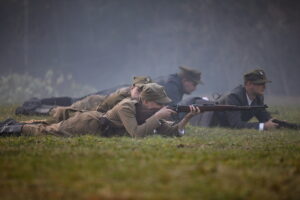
(246, 81, 266, 96)
(182, 79, 197, 94)
(130, 86, 141, 99)
(253, 83, 266, 96)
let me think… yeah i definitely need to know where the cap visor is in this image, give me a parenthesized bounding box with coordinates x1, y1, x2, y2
(253, 79, 272, 84)
(134, 83, 145, 88)
(155, 96, 172, 104)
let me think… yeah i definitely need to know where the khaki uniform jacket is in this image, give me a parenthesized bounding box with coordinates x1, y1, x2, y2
(105, 98, 180, 137)
(97, 87, 131, 113)
(49, 87, 130, 123)
(22, 98, 180, 138)
(70, 95, 106, 110)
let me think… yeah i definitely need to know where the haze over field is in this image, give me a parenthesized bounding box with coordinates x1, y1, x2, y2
(1, 0, 300, 98)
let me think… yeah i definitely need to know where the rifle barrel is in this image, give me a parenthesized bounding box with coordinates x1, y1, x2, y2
(272, 119, 300, 130)
(172, 105, 267, 113)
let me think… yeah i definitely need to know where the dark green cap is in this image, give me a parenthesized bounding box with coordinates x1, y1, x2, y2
(244, 69, 271, 84)
(178, 66, 203, 84)
(132, 76, 152, 87)
(140, 83, 171, 104)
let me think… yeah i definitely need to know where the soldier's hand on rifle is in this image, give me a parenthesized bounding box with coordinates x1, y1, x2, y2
(185, 105, 201, 119)
(264, 118, 279, 130)
(154, 106, 177, 120)
(177, 105, 201, 132)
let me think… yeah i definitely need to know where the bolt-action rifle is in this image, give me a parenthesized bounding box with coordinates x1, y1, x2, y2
(136, 104, 267, 125)
(136, 104, 299, 130)
(272, 119, 300, 130)
(168, 104, 299, 130)
(167, 104, 268, 112)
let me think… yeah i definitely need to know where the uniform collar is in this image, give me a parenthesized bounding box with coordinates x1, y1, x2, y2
(246, 93, 253, 106)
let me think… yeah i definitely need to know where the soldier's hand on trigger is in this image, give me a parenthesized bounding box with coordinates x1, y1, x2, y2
(154, 106, 177, 120)
(264, 118, 279, 130)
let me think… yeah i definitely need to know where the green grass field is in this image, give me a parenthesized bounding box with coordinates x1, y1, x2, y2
(0, 105, 300, 200)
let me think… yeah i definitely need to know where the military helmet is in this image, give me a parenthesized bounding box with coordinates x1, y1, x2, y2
(140, 83, 171, 104)
(244, 69, 271, 84)
(178, 66, 203, 84)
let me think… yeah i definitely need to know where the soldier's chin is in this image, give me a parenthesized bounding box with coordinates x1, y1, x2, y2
(184, 91, 192, 95)
(256, 91, 265, 96)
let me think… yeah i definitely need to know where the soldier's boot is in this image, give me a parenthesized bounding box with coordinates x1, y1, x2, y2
(0, 119, 24, 137)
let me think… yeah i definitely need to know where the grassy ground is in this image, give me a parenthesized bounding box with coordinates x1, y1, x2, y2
(0, 105, 300, 200)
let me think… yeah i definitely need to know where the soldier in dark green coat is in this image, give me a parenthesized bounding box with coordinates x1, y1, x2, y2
(156, 66, 203, 105)
(215, 69, 278, 130)
(184, 69, 279, 130)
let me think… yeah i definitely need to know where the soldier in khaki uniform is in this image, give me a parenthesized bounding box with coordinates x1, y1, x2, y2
(96, 76, 152, 113)
(15, 76, 151, 117)
(0, 83, 201, 138)
(49, 76, 152, 122)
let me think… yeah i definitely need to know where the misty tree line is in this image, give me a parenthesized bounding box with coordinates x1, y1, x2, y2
(0, 70, 96, 104)
(1, 0, 299, 96)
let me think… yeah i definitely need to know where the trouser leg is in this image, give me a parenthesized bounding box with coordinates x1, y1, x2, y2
(21, 123, 72, 137)
(22, 111, 103, 137)
(48, 95, 106, 123)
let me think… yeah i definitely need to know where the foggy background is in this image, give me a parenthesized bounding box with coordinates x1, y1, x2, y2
(1, 0, 300, 100)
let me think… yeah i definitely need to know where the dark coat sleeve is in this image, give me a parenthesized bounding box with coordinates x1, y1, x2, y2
(223, 94, 260, 129)
(163, 81, 182, 105)
(255, 111, 271, 123)
(254, 96, 271, 123)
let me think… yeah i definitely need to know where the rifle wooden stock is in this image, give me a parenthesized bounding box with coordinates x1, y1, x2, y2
(168, 104, 268, 113)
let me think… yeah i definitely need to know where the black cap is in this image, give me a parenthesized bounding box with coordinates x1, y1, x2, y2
(244, 69, 271, 84)
(178, 66, 203, 84)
